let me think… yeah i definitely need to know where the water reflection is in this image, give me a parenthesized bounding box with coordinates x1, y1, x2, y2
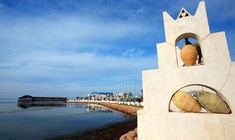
(17, 102, 114, 114)
(17, 101, 67, 109)
(1, 101, 127, 140)
(86, 104, 113, 113)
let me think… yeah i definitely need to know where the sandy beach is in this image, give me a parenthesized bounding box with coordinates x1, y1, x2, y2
(45, 101, 141, 140)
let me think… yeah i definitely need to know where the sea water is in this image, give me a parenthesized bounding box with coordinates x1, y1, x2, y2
(0, 99, 130, 140)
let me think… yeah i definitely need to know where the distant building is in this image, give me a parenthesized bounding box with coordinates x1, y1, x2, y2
(86, 92, 135, 102)
(87, 92, 113, 101)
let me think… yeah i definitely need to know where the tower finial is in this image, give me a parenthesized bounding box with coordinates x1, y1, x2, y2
(177, 8, 191, 19)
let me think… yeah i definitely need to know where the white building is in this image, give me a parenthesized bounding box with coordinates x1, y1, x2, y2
(87, 92, 113, 101)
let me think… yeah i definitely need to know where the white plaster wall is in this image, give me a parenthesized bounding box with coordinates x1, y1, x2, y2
(163, 2, 210, 45)
(157, 43, 177, 69)
(142, 63, 232, 113)
(139, 44, 235, 140)
(220, 62, 235, 110)
(202, 32, 230, 64)
(138, 111, 235, 140)
(138, 1, 235, 139)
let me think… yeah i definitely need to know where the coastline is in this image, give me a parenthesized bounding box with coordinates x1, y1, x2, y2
(75, 101, 142, 116)
(45, 101, 141, 140)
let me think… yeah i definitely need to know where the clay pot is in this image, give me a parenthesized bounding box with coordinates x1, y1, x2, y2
(172, 91, 201, 113)
(180, 44, 198, 66)
(194, 91, 231, 114)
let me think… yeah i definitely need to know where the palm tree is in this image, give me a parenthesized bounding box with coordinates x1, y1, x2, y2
(128, 92, 132, 101)
(76, 96, 80, 101)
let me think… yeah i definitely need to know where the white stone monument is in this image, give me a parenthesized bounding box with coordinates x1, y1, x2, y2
(138, 1, 235, 139)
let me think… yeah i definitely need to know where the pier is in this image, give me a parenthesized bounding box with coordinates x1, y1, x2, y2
(18, 95, 67, 108)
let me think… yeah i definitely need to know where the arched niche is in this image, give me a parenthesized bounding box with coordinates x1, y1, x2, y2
(175, 33, 200, 45)
(169, 84, 231, 114)
(175, 33, 204, 67)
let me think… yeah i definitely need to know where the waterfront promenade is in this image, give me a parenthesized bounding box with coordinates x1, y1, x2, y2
(47, 100, 142, 140)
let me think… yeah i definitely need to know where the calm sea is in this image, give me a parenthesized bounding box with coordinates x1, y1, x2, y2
(0, 99, 131, 140)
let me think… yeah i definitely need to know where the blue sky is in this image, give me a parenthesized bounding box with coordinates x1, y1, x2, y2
(0, 0, 234, 99)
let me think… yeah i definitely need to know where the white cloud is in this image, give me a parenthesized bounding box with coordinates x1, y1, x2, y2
(0, 0, 234, 98)
(0, 15, 151, 51)
(0, 49, 157, 97)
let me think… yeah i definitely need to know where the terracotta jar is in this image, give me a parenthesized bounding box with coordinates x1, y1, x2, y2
(180, 44, 198, 66)
(172, 91, 201, 113)
(193, 91, 231, 114)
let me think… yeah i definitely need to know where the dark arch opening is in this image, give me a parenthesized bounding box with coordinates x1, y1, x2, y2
(175, 33, 204, 66)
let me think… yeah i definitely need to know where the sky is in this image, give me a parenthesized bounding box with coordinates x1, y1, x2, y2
(0, 0, 234, 99)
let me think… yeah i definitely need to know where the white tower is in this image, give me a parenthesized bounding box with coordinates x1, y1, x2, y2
(138, 1, 235, 139)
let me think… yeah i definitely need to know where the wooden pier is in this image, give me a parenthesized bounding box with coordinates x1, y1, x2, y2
(18, 95, 67, 102)
(18, 95, 67, 108)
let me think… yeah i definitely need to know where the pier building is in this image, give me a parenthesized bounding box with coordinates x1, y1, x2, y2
(18, 95, 67, 108)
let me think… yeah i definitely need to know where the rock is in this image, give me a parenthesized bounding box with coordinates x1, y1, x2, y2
(119, 128, 138, 140)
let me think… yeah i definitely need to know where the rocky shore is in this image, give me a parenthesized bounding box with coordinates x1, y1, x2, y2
(46, 101, 141, 140)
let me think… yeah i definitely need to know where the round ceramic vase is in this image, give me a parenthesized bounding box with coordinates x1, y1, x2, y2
(180, 44, 198, 66)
